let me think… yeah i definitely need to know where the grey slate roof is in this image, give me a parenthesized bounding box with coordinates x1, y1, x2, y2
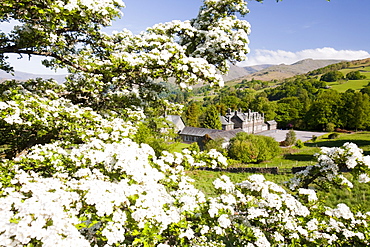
(220, 115, 234, 125)
(180, 126, 223, 137)
(166, 115, 186, 132)
(207, 129, 245, 142)
(266, 120, 277, 125)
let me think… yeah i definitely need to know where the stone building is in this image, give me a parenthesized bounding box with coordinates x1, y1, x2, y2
(220, 109, 277, 133)
(167, 109, 277, 145)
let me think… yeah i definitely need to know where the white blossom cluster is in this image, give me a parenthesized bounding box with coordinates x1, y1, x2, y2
(0, 138, 199, 246)
(231, 174, 370, 246)
(70, 28, 225, 89)
(1, 125, 370, 246)
(53, 0, 251, 109)
(0, 84, 138, 150)
(3, 0, 125, 73)
(159, 148, 228, 171)
(288, 142, 370, 191)
(56, 0, 124, 17)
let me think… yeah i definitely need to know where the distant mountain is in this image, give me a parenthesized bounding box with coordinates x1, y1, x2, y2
(222, 63, 272, 82)
(264, 58, 343, 75)
(227, 59, 343, 83)
(0, 70, 66, 84)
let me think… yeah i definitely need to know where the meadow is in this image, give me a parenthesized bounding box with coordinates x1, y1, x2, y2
(268, 131, 370, 168)
(327, 65, 370, 92)
(185, 132, 370, 211)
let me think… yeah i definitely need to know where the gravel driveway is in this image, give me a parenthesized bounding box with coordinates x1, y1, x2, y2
(257, 129, 327, 143)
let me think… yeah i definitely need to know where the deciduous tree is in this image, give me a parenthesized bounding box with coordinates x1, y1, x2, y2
(346, 70, 366, 80)
(228, 132, 280, 163)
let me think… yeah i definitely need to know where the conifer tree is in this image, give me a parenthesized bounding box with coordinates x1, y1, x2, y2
(184, 102, 202, 127)
(201, 105, 222, 130)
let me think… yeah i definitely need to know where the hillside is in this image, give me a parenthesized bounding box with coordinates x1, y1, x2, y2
(0, 70, 66, 84)
(222, 63, 272, 82)
(229, 59, 342, 84)
(323, 58, 370, 92)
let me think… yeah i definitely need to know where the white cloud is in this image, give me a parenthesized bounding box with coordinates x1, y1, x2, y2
(237, 47, 370, 66)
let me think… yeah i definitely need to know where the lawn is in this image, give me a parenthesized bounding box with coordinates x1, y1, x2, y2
(266, 131, 370, 168)
(173, 132, 370, 169)
(305, 131, 370, 154)
(171, 142, 191, 153)
(323, 65, 370, 92)
(327, 79, 369, 92)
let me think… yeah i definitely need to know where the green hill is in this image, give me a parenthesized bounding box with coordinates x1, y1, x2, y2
(324, 58, 370, 92)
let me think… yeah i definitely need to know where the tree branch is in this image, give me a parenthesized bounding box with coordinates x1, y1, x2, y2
(0, 45, 90, 72)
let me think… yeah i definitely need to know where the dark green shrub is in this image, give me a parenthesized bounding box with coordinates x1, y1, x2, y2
(284, 129, 297, 146)
(320, 71, 344, 82)
(346, 71, 366, 80)
(328, 133, 340, 139)
(311, 135, 318, 142)
(326, 123, 335, 132)
(295, 139, 304, 148)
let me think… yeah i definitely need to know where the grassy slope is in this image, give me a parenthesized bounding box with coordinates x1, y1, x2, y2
(326, 64, 370, 92)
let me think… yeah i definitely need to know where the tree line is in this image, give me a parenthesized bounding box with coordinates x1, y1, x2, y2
(179, 72, 370, 131)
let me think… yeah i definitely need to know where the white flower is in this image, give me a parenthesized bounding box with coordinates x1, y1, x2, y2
(358, 173, 370, 183)
(326, 203, 354, 220)
(298, 188, 318, 202)
(200, 225, 210, 235)
(179, 228, 195, 239)
(217, 214, 231, 228)
(306, 218, 319, 231)
(213, 175, 235, 193)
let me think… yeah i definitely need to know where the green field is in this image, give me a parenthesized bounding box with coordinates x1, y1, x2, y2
(185, 132, 370, 210)
(173, 132, 370, 168)
(326, 65, 370, 92)
(328, 79, 369, 92)
(229, 132, 370, 169)
(171, 142, 191, 152)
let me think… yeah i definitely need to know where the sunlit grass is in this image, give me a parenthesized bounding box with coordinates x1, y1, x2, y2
(327, 80, 369, 92)
(171, 142, 191, 153)
(268, 132, 370, 168)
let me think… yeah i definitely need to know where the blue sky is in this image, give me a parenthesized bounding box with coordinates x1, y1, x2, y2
(6, 0, 370, 74)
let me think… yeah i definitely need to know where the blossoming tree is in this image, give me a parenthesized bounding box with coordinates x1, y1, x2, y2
(0, 0, 369, 246)
(1, 0, 250, 110)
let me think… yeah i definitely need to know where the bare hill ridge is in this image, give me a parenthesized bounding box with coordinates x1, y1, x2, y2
(222, 63, 272, 82)
(226, 59, 343, 83)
